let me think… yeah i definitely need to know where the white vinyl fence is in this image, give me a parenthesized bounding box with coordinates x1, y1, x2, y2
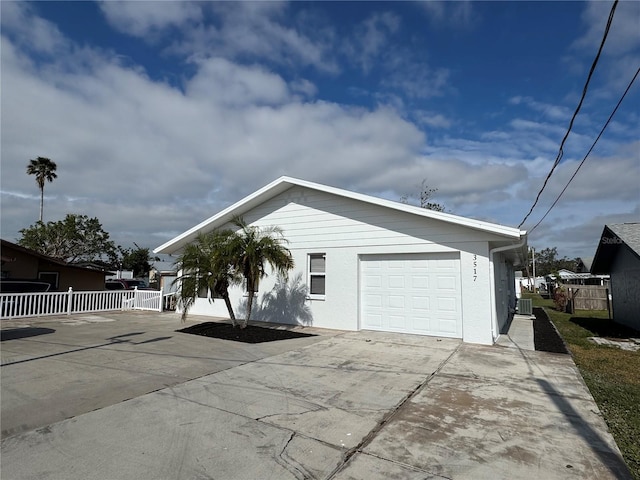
(0, 288, 165, 320)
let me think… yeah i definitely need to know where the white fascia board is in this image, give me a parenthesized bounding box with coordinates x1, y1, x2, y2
(154, 175, 526, 254)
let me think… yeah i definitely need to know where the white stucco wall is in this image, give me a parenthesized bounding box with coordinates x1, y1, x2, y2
(180, 186, 518, 345)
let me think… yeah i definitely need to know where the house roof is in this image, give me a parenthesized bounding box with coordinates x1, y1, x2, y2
(150, 260, 177, 274)
(576, 256, 593, 271)
(591, 223, 640, 274)
(1, 239, 110, 274)
(154, 176, 527, 254)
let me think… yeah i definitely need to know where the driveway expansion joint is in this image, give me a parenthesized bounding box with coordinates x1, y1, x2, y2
(325, 342, 462, 479)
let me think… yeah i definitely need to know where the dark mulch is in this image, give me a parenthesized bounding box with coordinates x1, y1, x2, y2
(533, 307, 569, 354)
(177, 322, 317, 344)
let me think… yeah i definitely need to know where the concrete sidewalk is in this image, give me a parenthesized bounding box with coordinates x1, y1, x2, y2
(1, 312, 631, 479)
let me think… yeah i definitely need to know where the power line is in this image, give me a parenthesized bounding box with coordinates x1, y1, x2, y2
(528, 66, 640, 234)
(518, 0, 619, 229)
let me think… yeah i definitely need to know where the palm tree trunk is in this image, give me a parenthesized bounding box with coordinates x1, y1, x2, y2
(39, 187, 44, 222)
(222, 293, 237, 328)
(242, 291, 255, 329)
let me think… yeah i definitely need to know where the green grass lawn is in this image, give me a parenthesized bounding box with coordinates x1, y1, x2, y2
(524, 293, 640, 479)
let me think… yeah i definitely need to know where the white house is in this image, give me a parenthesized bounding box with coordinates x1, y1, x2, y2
(155, 177, 528, 345)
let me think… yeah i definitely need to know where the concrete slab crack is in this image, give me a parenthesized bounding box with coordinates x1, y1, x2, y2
(361, 452, 453, 480)
(274, 432, 313, 480)
(325, 342, 462, 479)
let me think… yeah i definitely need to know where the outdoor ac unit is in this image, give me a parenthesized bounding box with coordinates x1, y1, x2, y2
(517, 298, 533, 316)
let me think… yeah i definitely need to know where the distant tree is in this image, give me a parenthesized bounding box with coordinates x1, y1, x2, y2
(18, 214, 117, 264)
(226, 217, 295, 328)
(26, 156, 58, 222)
(117, 244, 159, 278)
(400, 179, 446, 212)
(173, 230, 242, 324)
(531, 247, 578, 277)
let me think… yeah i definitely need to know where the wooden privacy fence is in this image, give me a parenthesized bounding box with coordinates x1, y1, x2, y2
(568, 286, 610, 311)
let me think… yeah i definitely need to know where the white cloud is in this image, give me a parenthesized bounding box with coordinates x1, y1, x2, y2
(1, 2, 637, 261)
(0, 27, 430, 246)
(567, 1, 640, 96)
(509, 96, 572, 122)
(418, 1, 477, 29)
(186, 58, 291, 106)
(172, 2, 338, 74)
(344, 11, 401, 73)
(99, 1, 203, 38)
(572, 1, 640, 57)
(0, 2, 69, 55)
(413, 111, 452, 129)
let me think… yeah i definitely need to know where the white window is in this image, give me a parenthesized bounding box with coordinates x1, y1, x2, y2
(308, 253, 326, 299)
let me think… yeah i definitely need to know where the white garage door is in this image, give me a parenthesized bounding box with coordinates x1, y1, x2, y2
(360, 253, 462, 338)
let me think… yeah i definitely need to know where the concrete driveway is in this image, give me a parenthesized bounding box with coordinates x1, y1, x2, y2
(0, 312, 631, 479)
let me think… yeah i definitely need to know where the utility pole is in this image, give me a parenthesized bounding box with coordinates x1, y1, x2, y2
(532, 247, 536, 291)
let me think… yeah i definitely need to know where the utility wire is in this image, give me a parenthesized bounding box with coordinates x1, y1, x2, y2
(528, 66, 640, 234)
(518, 0, 619, 229)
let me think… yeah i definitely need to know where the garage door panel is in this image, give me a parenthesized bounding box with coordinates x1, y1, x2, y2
(412, 276, 429, 288)
(364, 275, 382, 288)
(437, 319, 458, 334)
(412, 316, 432, 332)
(437, 297, 458, 312)
(388, 295, 405, 308)
(365, 293, 383, 307)
(437, 275, 457, 291)
(388, 275, 405, 289)
(361, 253, 461, 338)
(364, 312, 382, 327)
(389, 315, 407, 329)
(412, 296, 430, 310)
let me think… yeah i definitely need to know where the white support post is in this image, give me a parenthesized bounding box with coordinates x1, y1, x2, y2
(67, 287, 73, 315)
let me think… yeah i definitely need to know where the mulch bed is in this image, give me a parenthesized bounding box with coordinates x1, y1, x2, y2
(177, 322, 317, 344)
(533, 307, 568, 354)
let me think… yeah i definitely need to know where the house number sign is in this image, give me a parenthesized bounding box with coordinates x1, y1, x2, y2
(473, 254, 477, 282)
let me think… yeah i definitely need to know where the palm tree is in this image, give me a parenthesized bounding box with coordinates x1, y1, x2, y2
(26, 156, 57, 222)
(227, 216, 294, 328)
(173, 230, 241, 324)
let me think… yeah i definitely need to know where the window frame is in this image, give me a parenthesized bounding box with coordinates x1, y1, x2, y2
(307, 253, 326, 300)
(38, 271, 59, 290)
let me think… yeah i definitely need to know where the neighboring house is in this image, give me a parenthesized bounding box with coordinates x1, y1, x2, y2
(106, 270, 134, 280)
(514, 272, 547, 297)
(155, 177, 528, 345)
(576, 257, 593, 273)
(149, 260, 177, 294)
(551, 268, 609, 286)
(591, 223, 640, 331)
(1, 239, 108, 291)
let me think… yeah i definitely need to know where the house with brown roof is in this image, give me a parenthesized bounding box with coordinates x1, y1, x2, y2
(1, 239, 109, 291)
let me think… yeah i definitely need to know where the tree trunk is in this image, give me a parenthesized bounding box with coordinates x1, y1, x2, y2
(222, 292, 237, 327)
(39, 187, 44, 222)
(242, 291, 255, 329)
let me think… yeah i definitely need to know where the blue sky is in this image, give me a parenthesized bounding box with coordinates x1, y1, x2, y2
(1, 1, 639, 260)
